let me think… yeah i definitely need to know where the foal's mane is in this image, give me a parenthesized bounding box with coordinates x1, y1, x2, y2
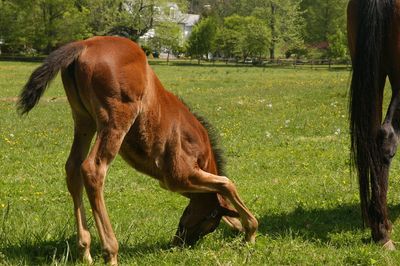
(193, 112, 226, 176)
(180, 99, 226, 176)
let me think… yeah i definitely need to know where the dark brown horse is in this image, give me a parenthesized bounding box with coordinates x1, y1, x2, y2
(18, 36, 258, 265)
(347, 0, 400, 249)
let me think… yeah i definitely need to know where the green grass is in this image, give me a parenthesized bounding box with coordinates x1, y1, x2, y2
(1, 62, 400, 265)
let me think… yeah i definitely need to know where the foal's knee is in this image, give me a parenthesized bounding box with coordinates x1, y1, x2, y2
(219, 177, 236, 196)
(80, 159, 105, 193)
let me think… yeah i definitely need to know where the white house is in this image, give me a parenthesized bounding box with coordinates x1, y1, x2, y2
(140, 3, 200, 43)
(179, 13, 200, 40)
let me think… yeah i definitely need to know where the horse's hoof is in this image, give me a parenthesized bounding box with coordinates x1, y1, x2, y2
(382, 240, 396, 251)
(244, 233, 256, 244)
(171, 235, 185, 247)
(82, 250, 93, 265)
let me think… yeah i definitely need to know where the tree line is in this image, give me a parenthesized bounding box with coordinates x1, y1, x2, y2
(0, 0, 348, 61)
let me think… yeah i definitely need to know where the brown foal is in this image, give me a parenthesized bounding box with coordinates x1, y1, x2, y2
(18, 36, 258, 265)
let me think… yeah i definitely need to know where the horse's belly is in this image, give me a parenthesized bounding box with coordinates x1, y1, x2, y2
(119, 143, 163, 182)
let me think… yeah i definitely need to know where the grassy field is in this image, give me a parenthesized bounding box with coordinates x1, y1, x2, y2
(1, 61, 400, 265)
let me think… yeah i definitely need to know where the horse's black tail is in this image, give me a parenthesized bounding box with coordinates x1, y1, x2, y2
(17, 42, 85, 115)
(349, 0, 394, 225)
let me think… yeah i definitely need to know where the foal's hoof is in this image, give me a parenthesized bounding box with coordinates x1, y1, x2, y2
(382, 240, 396, 251)
(244, 232, 256, 244)
(81, 250, 93, 265)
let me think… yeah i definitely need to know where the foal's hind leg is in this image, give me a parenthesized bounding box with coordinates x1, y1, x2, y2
(62, 70, 97, 263)
(65, 116, 96, 263)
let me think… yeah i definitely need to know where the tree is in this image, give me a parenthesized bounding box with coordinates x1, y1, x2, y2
(0, 0, 91, 53)
(300, 0, 347, 44)
(240, 16, 270, 61)
(148, 21, 182, 63)
(196, 0, 305, 59)
(83, 0, 156, 40)
(0, 0, 188, 53)
(0, 1, 32, 53)
(186, 17, 217, 63)
(37, 0, 91, 51)
(88, 0, 188, 41)
(215, 15, 270, 62)
(249, 0, 304, 59)
(327, 28, 348, 60)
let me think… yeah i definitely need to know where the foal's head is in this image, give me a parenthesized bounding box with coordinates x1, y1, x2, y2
(172, 193, 239, 246)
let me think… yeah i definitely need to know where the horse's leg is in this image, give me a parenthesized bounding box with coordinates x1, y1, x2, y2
(373, 78, 400, 249)
(178, 169, 258, 243)
(62, 68, 97, 262)
(65, 116, 95, 263)
(366, 73, 397, 249)
(222, 216, 244, 232)
(182, 192, 244, 232)
(80, 99, 138, 264)
(80, 126, 128, 265)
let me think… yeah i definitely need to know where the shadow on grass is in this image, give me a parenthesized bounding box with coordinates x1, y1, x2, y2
(0, 235, 81, 265)
(255, 203, 400, 243)
(0, 235, 173, 264)
(0, 227, 189, 264)
(118, 241, 173, 259)
(3, 204, 400, 264)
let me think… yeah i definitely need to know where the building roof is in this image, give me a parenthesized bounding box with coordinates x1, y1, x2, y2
(179, 14, 200, 27)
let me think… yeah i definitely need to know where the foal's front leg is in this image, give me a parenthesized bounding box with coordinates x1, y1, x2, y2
(80, 126, 130, 265)
(79, 101, 139, 265)
(179, 169, 258, 243)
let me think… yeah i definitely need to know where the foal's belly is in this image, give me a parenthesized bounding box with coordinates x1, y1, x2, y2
(118, 141, 164, 183)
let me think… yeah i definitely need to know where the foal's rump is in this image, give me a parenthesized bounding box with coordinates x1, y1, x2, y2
(18, 36, 148, 117)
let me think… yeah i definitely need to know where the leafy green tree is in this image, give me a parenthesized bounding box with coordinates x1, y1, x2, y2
(83, 0, 156, 40)
(241, 16, 270, 61)
(249, 0, 304, 59)
(214, 23, 238, 60)
(0, 0, 90, 53)
(300, 0, 347, 44)
(38, 0, 91, 51)
(87, 0, 188, 41)
(148, 21, 182, 63)
(215, 15, 270, 62)
(0, 0, 188, 53)
(195, 0, 304, 59)
(186, 17, 217, 63)
(0, 1, 31, 53)
(216, 15, 271, 60)
(327, 28, 348, 59)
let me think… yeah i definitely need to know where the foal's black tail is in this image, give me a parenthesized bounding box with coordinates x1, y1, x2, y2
(349, 0, 394, 225)
(17, 42, 85, 115)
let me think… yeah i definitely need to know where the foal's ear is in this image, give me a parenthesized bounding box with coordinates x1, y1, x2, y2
(219, 206, 240, 218)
